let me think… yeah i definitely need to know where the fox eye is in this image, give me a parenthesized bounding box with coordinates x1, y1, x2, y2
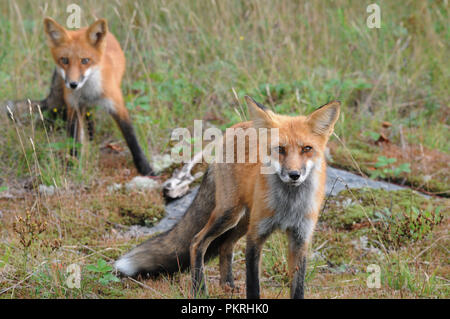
(81, 58, 90, 65)
(60, 57, 69, 65)
(276, 146, 286, 155)
(302, 146, 313, 153)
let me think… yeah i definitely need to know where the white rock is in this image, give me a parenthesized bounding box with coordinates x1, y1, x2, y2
(107, 183, 123, 192)
(125, 176, 160, 191)
(38, 184, 56, 196)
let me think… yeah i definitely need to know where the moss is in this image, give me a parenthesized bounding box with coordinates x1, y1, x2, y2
(118, 204, 165, 227)
(107, 193, 165, 227)
(330, 142, 450, 195)
(86, 191, 166, 228)
(321, 188, 447, 251)
(321, 188, 440, 228)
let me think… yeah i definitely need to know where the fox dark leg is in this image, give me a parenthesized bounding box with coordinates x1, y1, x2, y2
(190, 207, 244, 297)
(86, 112, 95, 141)
(246, 218, 272, 299)
(287, 229, 308, 299)
(245, 237, 266, 299)
(109, 96, 154, 176)
(65, 104, 86, 157)
(218, 214, 248, 289)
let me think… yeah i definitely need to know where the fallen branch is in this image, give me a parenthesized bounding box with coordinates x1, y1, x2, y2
(162, 151, 204, 199)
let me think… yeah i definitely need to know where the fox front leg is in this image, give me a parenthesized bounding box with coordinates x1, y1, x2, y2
(108, 95, 154, 176)
(287, 229, 309, 299)
(245, 229, 271, 299)
(65, 103, 87, 158)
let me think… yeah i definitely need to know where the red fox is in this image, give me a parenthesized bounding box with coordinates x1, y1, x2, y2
(115, 96, 340, 299)
(43, 17, 154, 175)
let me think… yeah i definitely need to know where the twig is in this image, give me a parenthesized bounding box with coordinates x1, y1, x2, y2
(126, 276, 166, 298)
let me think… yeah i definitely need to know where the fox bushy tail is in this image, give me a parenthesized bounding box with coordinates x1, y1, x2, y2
(115, 168, 225, 277)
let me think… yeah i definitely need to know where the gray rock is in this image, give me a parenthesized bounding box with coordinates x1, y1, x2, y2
(129, 167, 409, 238)
(325, 167, 405, 196)
(153, 187, 199, 234)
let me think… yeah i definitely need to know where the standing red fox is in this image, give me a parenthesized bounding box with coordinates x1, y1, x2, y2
(115, 96, 340, 299)
(43, 17, 154, 175)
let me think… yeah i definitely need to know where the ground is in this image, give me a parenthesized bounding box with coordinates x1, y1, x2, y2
(0, 0, 448, 298)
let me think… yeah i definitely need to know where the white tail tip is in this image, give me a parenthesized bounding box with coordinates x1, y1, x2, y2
(114, 257, 137, 277)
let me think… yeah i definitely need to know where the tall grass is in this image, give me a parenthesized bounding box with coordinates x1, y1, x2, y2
(1, 1, 448, 181)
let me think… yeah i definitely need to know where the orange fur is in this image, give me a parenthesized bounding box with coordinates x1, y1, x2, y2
(190, 96, 340, 298)
(43, 17, 153, 175)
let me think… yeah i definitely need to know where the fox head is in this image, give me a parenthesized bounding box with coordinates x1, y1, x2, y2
(245, 96, 340, 186)
(44, 17, 108, 90)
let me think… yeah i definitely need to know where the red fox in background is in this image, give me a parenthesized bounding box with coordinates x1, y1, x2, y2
(43, 17, 154, 175)
(115, 96, 340, 299)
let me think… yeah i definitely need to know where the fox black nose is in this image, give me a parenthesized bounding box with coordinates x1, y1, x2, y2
(69, 82, 78, 89)
(288, 171, 300, 181)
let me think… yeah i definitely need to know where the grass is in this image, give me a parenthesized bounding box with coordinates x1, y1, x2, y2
(0, 0, 449, 298)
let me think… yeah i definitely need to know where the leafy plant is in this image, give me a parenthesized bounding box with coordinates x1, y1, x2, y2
(364, 130, 381, 142)
(370, 156, 411, 179)
(373, 206, 443, 249)
(86, 259, 120, 285)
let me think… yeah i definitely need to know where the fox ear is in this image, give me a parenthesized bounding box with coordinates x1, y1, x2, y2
(245, 96, 274, 128)
(86, 19, 108, 48)
(307, 101, 340, 136)
(44, 17, 68, 47)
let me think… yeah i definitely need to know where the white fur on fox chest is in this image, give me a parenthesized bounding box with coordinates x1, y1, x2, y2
(258, 164, 321, 242)
(63, 67, 115, 113)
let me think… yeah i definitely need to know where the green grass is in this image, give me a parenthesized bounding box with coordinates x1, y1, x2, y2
(1, 0, 448, 191)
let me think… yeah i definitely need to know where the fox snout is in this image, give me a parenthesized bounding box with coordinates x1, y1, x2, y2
(276, 160, 316, 185)
(64, 73, 85, 90)
(287, 170, 301, 181)
(58, 67, 91, 91)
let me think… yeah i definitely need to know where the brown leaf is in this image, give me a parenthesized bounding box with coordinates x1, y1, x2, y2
(375, 132, 390, 145)
(106, 143, 124, 153)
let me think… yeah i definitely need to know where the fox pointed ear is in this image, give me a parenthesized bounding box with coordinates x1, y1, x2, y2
(307, 101, 340, 136)
(245, 96, 274, 128)
(86, 19, 108, 48)
(44, 17, 68, 47)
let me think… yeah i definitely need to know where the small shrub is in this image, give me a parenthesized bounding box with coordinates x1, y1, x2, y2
(86, 259, 120, 285)
(373, 206, 443, 249)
